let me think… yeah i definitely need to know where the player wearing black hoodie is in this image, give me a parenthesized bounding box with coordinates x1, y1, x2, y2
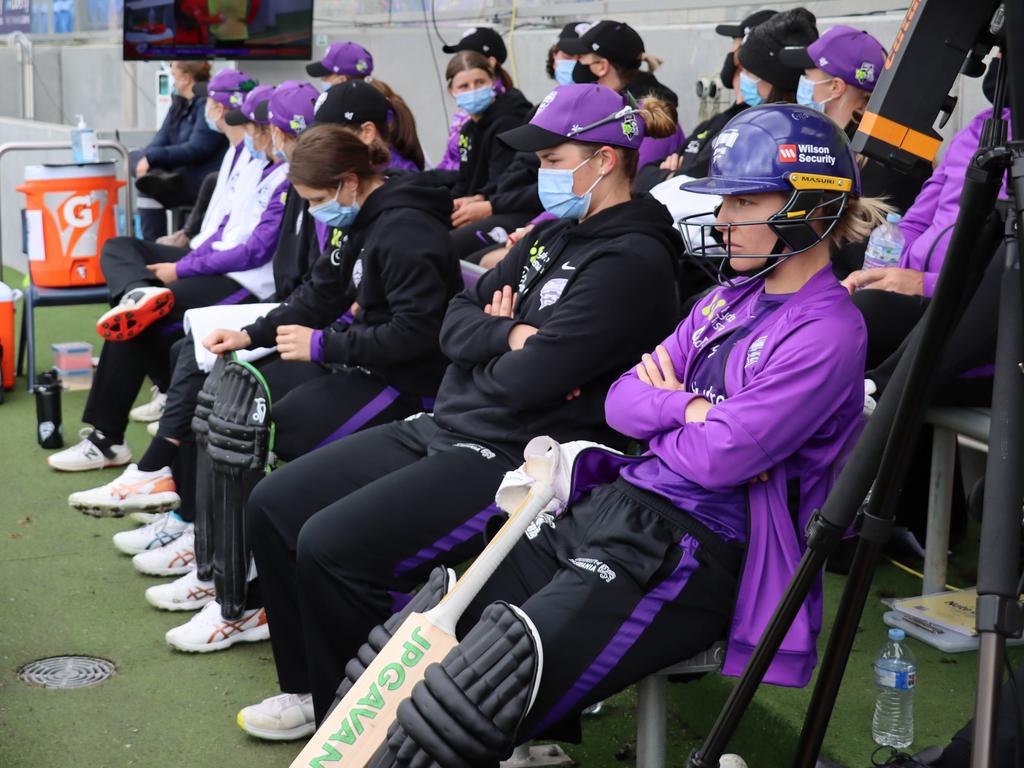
(237, 83, 683, 732)
(207, 125, 461, 460)
(447, 51, 534, 200)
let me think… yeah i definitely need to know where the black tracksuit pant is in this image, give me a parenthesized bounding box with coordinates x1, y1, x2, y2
(159, 342, 422, 520)
(82, 276, 252, 445)
(457, 478, 741, 741)
(100, 236, 190, 302)
(246, 414, 520, 719)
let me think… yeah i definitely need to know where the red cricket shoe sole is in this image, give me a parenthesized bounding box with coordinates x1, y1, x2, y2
(96, 290, 175, 341)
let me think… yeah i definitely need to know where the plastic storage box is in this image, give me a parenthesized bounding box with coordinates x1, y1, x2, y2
(53, 342, 93, 371)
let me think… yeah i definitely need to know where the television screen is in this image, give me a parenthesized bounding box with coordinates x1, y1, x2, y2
(123, 0, 313, 60)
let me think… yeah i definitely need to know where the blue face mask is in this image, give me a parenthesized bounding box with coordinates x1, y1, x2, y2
(243, 134, 266, 162)
(738, 71, 763, 107)
(309, 182, 359, 229)
(796, 74, 834, 113)
(554, 59, 576, 87)
(455, 85, 495, 116)
(537, 154, 604, 221)
(205, 112, 220, 132)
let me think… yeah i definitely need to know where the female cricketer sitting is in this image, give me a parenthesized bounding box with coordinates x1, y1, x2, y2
(362, 104, 885, 764)
(235, 83, 683, 739)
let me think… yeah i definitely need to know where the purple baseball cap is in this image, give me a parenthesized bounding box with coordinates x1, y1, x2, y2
(499, 84, 645, 152)
(253, 80, 320, 136)
(779, 24, 886, 91)
(306, 41, 374, 78)
(194, 68, 258, 109)
(224, 84, 275, 126)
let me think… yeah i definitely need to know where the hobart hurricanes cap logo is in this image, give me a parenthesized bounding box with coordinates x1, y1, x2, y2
(855, 61, 876, 84)
(779, 144, 798, 162)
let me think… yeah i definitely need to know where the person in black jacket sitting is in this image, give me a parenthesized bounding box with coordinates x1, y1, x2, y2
(134, 62, 228, 240)
(446, 51, 533, 221)
(233, 84, 683, 738)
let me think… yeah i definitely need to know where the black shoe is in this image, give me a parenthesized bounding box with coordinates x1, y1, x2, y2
(135, 170, 185, 208)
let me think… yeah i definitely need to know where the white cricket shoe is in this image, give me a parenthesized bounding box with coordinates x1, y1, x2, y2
(130, 386, 167, 423)
(69, 465, 179, 518)
(112, 511, 188, 555)
(132, 528, 195, 576)
(145, 568, 216, 611)
(129, 510, 162, 524)
(146, 421, 160, 437)
(165, 601, 269, 653)
(237, 693, 315, 741)
(48, 429, 131, 472)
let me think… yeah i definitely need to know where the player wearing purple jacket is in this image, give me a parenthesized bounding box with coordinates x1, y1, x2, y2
(364, 104, 884, 766)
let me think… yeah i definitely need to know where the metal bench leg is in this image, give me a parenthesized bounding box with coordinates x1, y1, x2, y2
(17, 291, 27, 379)
(636, 674, 667, 768)
(24, 287, 36, 392)
(924, 426, 957, 594)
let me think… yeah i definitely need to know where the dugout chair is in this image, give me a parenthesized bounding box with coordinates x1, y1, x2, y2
(635, 641, 728, 768)
(920, 407, 991, 595)
(17, 280, 108, 391)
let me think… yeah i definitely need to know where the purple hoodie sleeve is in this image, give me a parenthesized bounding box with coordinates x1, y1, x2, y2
(637, 123, 687, 169)
(605, 319, 701, 441)
(645, 317, 865, 492)
(176, 178, 288, 278)
(435, 110, 470, 171)
(309, 329, 325, 362)
(896, 166, 944, 262)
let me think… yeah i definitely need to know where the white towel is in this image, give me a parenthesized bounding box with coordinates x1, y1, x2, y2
(183, 303, 280, 373)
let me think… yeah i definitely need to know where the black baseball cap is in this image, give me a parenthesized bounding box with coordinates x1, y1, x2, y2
(312, 80, 391, 126)
(442, 27, 507, 63)
(555, 21, 591, 49)
(715, 9, 778, 39)
(557, 20, 644, 69)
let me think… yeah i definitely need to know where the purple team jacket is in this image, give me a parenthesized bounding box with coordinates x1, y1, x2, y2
(898, 107, 1010, 297)
(597, 265, 866, 686)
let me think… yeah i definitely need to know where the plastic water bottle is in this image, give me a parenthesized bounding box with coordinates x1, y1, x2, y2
(862, 212, 904, 270)
(872, 628, 916, 748)
(71, 114, 98, 164)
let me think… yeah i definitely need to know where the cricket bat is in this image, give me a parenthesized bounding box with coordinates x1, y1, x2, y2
(289, 439, 559, 768)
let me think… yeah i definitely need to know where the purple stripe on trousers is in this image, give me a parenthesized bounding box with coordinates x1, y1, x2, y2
(392, 503, 500, 577)
(158, 287, 253, 336)
(312, 385, 401, 450)
(530, 534, 702, 736)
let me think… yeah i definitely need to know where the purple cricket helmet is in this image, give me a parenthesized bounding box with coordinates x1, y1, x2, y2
(679, 103, 862, 285)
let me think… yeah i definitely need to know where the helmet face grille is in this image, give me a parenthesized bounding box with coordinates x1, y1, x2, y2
(678, 190, 849, 287)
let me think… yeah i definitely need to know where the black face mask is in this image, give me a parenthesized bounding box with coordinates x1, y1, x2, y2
(983, 57, 1000, 105)
(572, 61, 600, 84)
(720, 51, 738, 89)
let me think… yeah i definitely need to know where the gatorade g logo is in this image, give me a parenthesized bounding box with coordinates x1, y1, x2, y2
(308, 626, 433, 767)
(62, 195, 96, 228)
(779, 144, 799, 163)
(251, 397, 267, 424)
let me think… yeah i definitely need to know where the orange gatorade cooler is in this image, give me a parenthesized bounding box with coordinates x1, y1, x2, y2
(0, 282, 21, 390)
(16, 162, 125, 288)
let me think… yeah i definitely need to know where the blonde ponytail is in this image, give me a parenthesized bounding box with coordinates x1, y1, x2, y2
(831, 195, 893, 245)
(637, 94, 678, 139)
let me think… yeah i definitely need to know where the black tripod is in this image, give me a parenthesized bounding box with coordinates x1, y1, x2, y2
(686, 2, 1024, 766)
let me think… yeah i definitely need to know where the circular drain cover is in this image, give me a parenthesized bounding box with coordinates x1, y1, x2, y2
(19, 656, 115, 689)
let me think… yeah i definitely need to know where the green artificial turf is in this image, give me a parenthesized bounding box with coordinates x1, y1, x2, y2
(0, 285, 1010, 767)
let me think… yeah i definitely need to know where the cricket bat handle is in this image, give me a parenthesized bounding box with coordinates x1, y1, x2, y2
(429, 482, 555, 634)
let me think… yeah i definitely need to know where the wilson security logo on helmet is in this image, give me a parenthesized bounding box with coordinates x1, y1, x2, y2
(677, 103, 861, 286)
